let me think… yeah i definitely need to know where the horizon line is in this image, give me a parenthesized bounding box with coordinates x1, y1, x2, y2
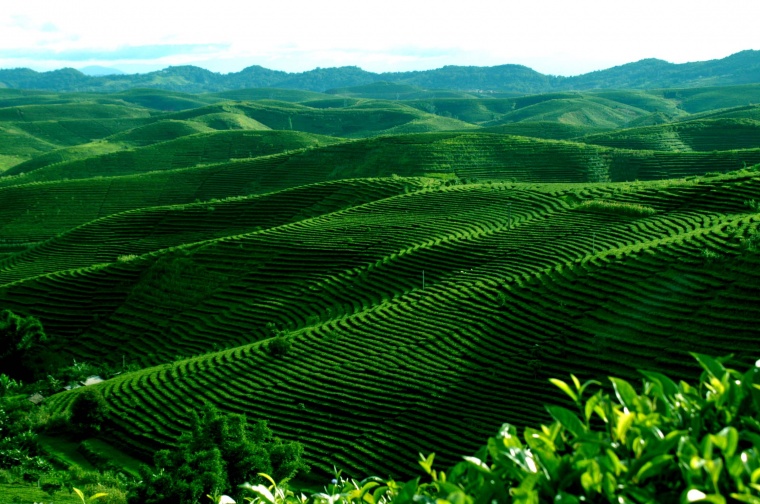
(1, 48, 757, 78)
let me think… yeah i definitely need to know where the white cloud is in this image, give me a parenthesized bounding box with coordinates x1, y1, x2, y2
(0, 0, 758, 74)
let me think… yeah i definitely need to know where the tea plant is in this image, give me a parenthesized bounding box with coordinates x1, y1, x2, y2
(577, 199, 657, 217)
(239, 354, 760, 504)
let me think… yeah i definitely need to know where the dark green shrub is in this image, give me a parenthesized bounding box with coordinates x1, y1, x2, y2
(266, 335, 292, 357)
(0, 309, 47, 379)
(41, 480, 62, 495)
(129, 406, 307, 504)
(69, 387, 109, 436)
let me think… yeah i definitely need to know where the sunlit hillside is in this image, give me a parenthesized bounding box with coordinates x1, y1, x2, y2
(0, 81, 759, 490)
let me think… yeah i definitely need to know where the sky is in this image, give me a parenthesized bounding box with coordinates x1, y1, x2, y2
(1, 0, 758, 76)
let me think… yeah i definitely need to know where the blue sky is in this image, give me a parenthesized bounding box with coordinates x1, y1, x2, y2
(1, 0, 758, 76)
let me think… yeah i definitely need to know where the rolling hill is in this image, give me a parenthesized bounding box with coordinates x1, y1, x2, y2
(581, 118, 760, 152)
(3, 169, 757, 478)
(2, 130, 760, 242)
(1, 82, 759, 486)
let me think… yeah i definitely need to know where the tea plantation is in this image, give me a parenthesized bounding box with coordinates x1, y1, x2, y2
(0, 83, 759, 503)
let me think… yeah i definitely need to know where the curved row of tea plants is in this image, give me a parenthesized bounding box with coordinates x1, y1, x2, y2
(29, 173, 760, 478)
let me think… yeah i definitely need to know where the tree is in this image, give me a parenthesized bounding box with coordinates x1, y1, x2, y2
(69, 387, 109, 437)
(129, 406, 308, 504)
(0, 373, 20, 397)
(0, 309, 47, 379)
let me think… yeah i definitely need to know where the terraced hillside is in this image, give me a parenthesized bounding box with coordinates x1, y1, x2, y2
(1, 84, 760, 483)
(581, 118, 760, 151)
(164, 100, 476, 137)
(4, 168, 759, 479)
(4, 132, 760, 243)
(0, 129, 344, 184)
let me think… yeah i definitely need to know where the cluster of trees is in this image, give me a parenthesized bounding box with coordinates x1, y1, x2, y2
(0, 309, 47, 380)
(129, 406, 307, 504)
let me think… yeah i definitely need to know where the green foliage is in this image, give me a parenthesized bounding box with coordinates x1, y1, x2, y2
(0, 373, 20, 396)
(236, 355, 760, 504)
(129, 406, 307, 504)
(0, 309, 47, 379)
(577, 199, 657, 217)
(426, 355, 760, 503)
(73, 486, 109, 503)
(265, 325, 293, 357)
(69, 387, 109, 436)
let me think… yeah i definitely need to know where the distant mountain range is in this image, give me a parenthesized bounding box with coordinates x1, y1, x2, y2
(1, 50, 760, 94)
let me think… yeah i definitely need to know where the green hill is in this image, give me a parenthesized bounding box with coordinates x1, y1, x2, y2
(4, 119, 219, 174)
(482, 96, 655, 129)
(581, 118, 760, 151)
(479, 121, 606, 140)
(3, 132, 760, 243)
(650, 83, 760, 113)
(683, 103, 760, 122)
(104, 119, 215, 146)
(210, 88, 333, 102)
(5, 141, 126, 175)
(326, 82, 478, 100)
(187, 112, 271, 131)
(0, 124, 59, 170)
(2, 50, 760, 93)
(0, 129, 344, 183)
(0, 177, 427, 286)
(7, 117, 153, 146)
(167, 100, 477, 137)
(0, 102, 151, 122)
(582, 89, 684, 114)
(4, 169, 756, 477)
(112, 88, 220, 111)
(3, 84, 760, 487)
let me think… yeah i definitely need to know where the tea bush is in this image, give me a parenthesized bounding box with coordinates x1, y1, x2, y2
(577, 199, 657, 217)
(239, 353, 760, 504)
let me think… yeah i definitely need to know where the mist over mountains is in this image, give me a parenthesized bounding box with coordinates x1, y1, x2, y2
(1, 50, 759, 94)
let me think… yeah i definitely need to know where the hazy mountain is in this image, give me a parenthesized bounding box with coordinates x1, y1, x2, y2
(0, 50, 759, 93)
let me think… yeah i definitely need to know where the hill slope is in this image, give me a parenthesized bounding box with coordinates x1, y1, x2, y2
(581, 119, 760, 151)
(3, 169, 755, 478)
(2, 85, 760, 484)
(3, 132, 760, 243)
